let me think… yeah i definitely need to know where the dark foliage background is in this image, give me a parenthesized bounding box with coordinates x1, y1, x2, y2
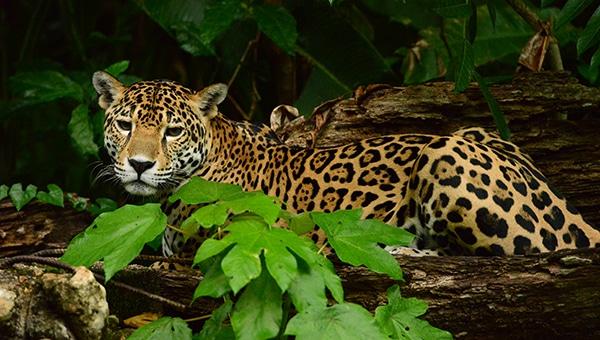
(0, 0, 596, 199)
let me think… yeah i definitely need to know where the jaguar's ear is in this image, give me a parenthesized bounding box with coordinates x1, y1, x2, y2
(193, 83, 228, 119)
(92, 71, 125, 110)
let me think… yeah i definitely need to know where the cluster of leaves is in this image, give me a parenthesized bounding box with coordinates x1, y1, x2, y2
(0, 182, 117, 215)
(61, 177, 452, 339)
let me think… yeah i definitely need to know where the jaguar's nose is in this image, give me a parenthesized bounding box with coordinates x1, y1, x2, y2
(128, 158, 156, 177)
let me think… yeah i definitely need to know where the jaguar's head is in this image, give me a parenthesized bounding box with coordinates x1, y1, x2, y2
(92, 71, 227, 196)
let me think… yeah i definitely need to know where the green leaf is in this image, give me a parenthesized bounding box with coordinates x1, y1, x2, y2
(577, 5, 600, 58)
(433, 0, 473, 18)
(556, 0, 594, 30)
(0, 185, 9, 201)
(197, 299, 235, 340)
(284, 211, 316, 235)
(285, 303, 387, 340)
(252, 5, 298, 55)
(104, 60, 130, 77)
(36, 184, 64, 207)
(61, 204, 166, 281)
(67, 193, 88, 211)
(474, 72, 510, 141)
(9, 70, 83, 104)
(128, 316, 192, 340)
(88, 198, 119, 215)
(9, 183, 37, 211)
(230, 260, 283, 340)
(590, 46, 600, 77)
(169, 177, 244, 204)
(375, 285, 453, 340)
(194, 251, 233, 299)
(224, 194, 281, 226)
(311, 210, 412, 281)
(172, 22, 215, 56)
(287, 254, 328, 312)
(68, 104, 99, 158)
(199, 1, 241, 45)
(452, 40, 475, 92)
(222, 243, 263, 294)
(486, 2, 496, 30)
(541, 0, 556, 8)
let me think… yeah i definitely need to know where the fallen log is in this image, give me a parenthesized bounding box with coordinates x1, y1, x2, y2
(1, 71, 599, 338)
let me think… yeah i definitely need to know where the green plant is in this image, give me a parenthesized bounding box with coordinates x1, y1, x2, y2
(61, 177, 452, 339)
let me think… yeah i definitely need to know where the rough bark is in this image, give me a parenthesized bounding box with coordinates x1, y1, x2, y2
(282, 72, 600, 227)
(1, 72, 599, 338)
(0, 196, 92, 257)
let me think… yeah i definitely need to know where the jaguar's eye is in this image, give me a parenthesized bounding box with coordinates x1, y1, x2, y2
(165, 127, 184, 138)
(116, 120, 132, 132)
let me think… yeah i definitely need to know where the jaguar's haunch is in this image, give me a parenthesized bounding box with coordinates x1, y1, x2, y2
(93, 71, 600, 257)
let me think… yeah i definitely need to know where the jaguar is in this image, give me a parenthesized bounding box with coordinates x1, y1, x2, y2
(92, 70, 600, 258)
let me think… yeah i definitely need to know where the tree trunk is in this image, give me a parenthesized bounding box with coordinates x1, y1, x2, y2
(1, 71, 599, 339)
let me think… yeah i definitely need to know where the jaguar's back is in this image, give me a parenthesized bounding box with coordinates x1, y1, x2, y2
(93, 71, 600, 257)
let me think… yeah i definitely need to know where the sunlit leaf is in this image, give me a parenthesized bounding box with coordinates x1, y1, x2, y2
(128, 316, 192, 340)
(230, 260, 282, 340)
(285, 303, 387, 340)
(375, 285, 453, 340)
(311, 209, 413, 280)
(61, 204, 166, 281)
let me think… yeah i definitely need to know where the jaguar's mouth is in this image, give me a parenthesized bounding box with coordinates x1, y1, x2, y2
(123, 180, 159, 196)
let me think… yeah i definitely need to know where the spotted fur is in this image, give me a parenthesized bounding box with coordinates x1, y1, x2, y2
(93, 71, 600, 259)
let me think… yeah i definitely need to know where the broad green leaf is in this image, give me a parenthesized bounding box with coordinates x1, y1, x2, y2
(9, 183, 37, 211)
(68, 104, 99, 158)
(128, 316, 192, 340)
(541, 0, 556, 8)
(194, 251, 233, 299)
(556, 0, 594, 30)
(222, 244, 263, 294)
(253, 5, 298, 55)
(284, 211, 316, 235)
(0, 185, 9, 201)
(61, 204, 166, 281)
(190, 204, 230, 228)
(590, 47, 600, 79)
(452, 40, 475, 92)
(88, 198, 118, 215)
(9, 71, 83, 104)
(433, 0, 473, 18)
(134, 0, 214, 56)
(197, 299, 235, 340)
(486, 2, 496, 29)
(199, 1, 241, 45)
(311, 210, 413, 280)
(224, 194, 281, 226)
(285, 303, 387, 340)
(169, 177, 244, 204)
(104, 60, 130, 77)
(474, 72, 510, 141)
(375, 285, 453, 340)
(231, 261, 283, 340)
(36, 184, 64, 207)
(287, 254, 328, 312)
(577, 5, 600, 58)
